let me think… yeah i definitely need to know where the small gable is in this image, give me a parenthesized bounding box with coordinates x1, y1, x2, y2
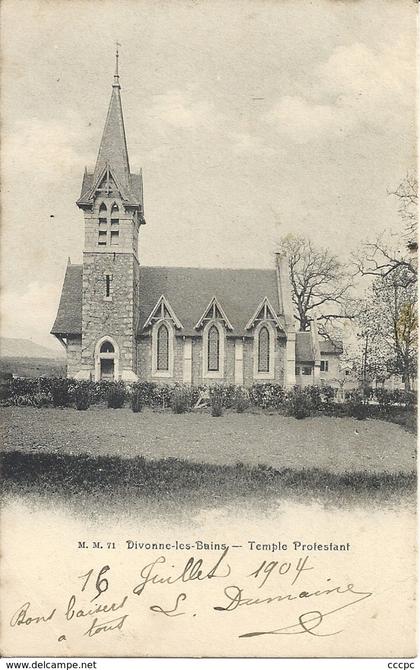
(143, 295, 183, 330)
(245, 297, 282, 331)
(84, 165, 129, 203)
(194, 297, 233, 331)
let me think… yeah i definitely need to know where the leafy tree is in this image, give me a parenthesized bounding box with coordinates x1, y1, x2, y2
(354, 268, 417, 390)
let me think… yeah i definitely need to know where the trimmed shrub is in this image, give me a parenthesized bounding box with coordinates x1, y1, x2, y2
(0, 375, 12, 400)
(50, 378, 70, 407)
(171, 388, 190, 414)
(131, 381, 156, 407)
(321, 385, 335, 403)
(375, 388, 393, 407)
(130, 390, 142, 414)
(249, 383, 286, 409)
(33, 392, 52, 408)
(211, 396, 223, 417)
(286, 386, 311, 419)
(373, 387, 417, 408)
(107, 382, 126, 409)
(302, 385, 322, 410)
(74, 385, 91, 411)
(234, 387, 250, 413)
(344, 395, 368, 420)
(210, 385, 224, 417)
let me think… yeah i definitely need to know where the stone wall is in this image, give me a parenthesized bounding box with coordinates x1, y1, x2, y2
(81, 252, 139, 379)
(136, 332, 287, 386)
(66, 335, 82, 378)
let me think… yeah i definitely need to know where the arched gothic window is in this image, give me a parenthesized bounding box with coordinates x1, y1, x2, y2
(207, 325, 220, 372)
(258, 326, 270, 373)
(157, 323, 169, 371)
(100, 340, 114, 353)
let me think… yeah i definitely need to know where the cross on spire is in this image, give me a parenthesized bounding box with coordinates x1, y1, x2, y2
(92, 44, 130, 190)
(114, 41, 121, 87)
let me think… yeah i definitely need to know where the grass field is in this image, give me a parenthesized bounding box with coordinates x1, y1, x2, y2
(1, 405, 416, 475)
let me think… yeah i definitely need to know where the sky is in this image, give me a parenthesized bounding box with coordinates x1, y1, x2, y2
(0, 0, 417, 350)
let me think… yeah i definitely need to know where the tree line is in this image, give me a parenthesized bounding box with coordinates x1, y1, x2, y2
(277, 174, 417, 391)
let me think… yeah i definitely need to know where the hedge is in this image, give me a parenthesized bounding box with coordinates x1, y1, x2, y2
(0, 378, 416, 422)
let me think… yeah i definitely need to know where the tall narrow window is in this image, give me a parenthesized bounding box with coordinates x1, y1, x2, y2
(105, 274, 111, 298)
(258, 326, 270, 373)
(207, 325, 220, 372)
(157, 323, 169, 371)
(110, 219, 119, 245)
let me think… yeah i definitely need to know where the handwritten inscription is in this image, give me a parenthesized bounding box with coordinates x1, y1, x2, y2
(8, 550, 373, 644)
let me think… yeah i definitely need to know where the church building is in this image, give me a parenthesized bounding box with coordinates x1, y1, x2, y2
(51, 56, 341, 387)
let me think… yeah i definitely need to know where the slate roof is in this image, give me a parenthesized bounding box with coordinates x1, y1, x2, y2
(138, 266, 286, 337)
(295, 331, 343, 362)
(93, 83, 130, 190)
(51, 265, 83, 335)
(51, 265, 286, 338)
(77, 73, 143, 207)
(320, 338, 343, 355)
(51, 264, 344, 356)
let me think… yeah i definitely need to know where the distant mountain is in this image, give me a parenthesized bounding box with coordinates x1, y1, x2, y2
(0, 337, 65, 359)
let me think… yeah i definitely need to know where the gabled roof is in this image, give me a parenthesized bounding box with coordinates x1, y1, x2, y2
(138, 266, 285, 337)
(194, 296, 234, 331)
(51, 265, 286, 337)
(50, 265, 83, 335)
(143, 295, 183, 330)
(245, 296, 283, 331)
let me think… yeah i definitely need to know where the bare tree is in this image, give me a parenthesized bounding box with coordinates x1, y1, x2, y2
(277, 234, 355, 332)
(355, 174, 418, 284)
(389, 173, 418, 244)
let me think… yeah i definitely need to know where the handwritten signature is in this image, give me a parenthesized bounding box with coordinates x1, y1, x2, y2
(8, 552, 375, 643)
(213, 581, 373, 637)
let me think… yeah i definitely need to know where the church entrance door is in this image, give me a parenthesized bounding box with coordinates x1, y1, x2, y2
(100, 358, 114, 380)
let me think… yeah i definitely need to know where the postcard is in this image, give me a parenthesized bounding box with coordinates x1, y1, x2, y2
(0, 0, 417, 659)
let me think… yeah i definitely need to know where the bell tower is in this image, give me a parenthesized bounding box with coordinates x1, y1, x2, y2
(76, 48, 145, 381)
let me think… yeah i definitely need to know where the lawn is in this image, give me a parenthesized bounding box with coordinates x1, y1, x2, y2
(1, 405, 416, 475)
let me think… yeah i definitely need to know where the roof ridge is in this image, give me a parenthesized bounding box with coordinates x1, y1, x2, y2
(140, 265, 275, 272)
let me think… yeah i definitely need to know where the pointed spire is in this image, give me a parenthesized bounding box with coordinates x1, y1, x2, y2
(93, 44, 130, 192)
